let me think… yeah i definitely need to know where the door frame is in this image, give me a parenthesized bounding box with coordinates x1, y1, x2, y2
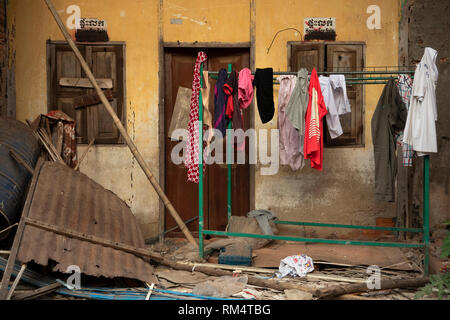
(158, 41, 255, 240)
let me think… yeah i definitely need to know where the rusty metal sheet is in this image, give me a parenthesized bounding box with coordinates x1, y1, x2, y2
(16, 161, 158, 284)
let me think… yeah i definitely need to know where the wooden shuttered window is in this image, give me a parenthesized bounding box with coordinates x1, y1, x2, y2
(288, 42, 365, 147)
(47, 41, 125, 144)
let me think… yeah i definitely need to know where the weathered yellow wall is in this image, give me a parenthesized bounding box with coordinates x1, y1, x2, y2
(8, 0, 161, 237)
(10, 0, 408, 239)
(253, 0, 401, 237)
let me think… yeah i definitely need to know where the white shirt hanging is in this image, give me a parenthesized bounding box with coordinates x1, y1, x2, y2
(403, 47, 439, 155)
(319, 76, 343, 139)
(329, 75, 351, 115)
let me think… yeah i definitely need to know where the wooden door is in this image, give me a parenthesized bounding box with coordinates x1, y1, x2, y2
(164, 47, 251, 234)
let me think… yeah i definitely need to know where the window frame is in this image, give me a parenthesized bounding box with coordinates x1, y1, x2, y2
(287, 41, 366, 148)
(46, 40, 127, 145)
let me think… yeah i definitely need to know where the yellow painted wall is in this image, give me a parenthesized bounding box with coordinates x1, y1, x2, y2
(9, 0, 405, 239)
(8, 0, 161, 237)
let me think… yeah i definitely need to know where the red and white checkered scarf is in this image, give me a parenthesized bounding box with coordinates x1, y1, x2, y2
(186, 51, 207, 183)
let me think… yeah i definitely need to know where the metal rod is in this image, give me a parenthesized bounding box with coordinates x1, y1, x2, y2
(208, 70, 415, 76)
(275, 220, 423, 233)
(43, 0, 197, 248)
(202, 230, 425, 248)
(227, 64, 232, 225)
(423, 155, 430, 276)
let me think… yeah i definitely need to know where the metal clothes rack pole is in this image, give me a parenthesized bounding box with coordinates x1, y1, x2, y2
(197, 66, 429, 275)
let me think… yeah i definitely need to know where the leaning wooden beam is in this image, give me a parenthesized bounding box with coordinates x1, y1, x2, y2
(6, 263, 27, 300)
(0, 158, 44, 299)
(9, 150, 34, 175)
(314, 277, 430, 299)
(43, 0, 197, 248)
(74, 138, 95, 171)
(74, 91, 114, 109)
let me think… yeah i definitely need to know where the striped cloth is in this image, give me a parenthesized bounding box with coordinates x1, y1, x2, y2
(396, 74, 415, 167)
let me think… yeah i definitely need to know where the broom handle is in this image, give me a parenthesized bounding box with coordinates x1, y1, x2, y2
(43, 0, 198, 247)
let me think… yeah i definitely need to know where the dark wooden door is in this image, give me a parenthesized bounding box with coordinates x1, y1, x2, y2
(164, 47, 251, 233)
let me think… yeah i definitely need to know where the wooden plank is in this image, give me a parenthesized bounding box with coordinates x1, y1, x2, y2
(74, 138, 95, 171)
(14, 282, 62, 300)
(6, 264, 27, 300)
(59, 77, 113, 89)
(0, 158, 45, 299)
(73, 91, 114, 109)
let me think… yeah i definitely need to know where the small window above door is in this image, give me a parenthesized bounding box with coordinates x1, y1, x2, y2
(47, 41, 126, 144)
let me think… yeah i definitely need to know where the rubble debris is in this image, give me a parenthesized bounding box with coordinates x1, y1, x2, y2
(0, 160, 158, 299)
(284, 289, 313, 300)
(276, 254, 314, 278)
(192, 275, 248, 298)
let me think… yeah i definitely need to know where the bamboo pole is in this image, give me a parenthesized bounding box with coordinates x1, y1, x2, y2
(74, 138, 95, 171)
(43, 0, 197, 247)
(6, 264, 27, 300)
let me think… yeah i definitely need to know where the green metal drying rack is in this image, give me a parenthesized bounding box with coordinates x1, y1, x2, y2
(197, 65, 430, 275)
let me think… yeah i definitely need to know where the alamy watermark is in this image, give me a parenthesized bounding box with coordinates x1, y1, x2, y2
(366, 265, 381, 290)
(171, 126, 281, 176)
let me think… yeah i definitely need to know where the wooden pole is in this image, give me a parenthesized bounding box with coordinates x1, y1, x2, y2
(314, 277, 430, 299)
(74, 138, 95, 171)
(6, 264, 27, 300)
(14, 282, 62, 300)
(43, 0, 197, 247)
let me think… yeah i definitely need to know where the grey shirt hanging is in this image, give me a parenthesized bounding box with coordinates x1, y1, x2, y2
(371, 78, 407, 202)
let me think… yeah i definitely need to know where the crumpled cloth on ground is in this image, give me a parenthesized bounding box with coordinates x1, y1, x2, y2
(247, 209, 276, 235)
(276, 254, 314, 278)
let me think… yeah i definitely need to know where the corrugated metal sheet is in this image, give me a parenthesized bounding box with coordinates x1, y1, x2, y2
(0, 117, 40, 238)
(16, 161, 158, 285)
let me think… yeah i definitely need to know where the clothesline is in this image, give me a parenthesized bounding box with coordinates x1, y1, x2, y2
(208, 70, 415, 76)
(208, 69, 415, 85)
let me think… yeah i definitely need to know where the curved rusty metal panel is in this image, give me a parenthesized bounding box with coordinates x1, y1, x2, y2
(17, 161, 157, 284)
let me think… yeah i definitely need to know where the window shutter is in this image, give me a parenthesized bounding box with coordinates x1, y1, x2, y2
(88, 46, 121, 144)
(289, 43, 325, 72)
(326, 44, 364, 146)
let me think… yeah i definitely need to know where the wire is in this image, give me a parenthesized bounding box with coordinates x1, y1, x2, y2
(267, 28, 303, 55)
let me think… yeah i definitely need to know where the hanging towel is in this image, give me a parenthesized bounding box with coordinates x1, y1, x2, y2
(186, 51, 207, 184)
(329, 75, 351, 115)
(253, 68, 275, 124)
(304, 68, 328, 171)
(319, 76, 343, 139)
(238, 68, 254, 110)
(371, 78, 407, 202)
(278, 75, 304, 171)
(403, 47, 439, 155)
(214, 68, 229, 138)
